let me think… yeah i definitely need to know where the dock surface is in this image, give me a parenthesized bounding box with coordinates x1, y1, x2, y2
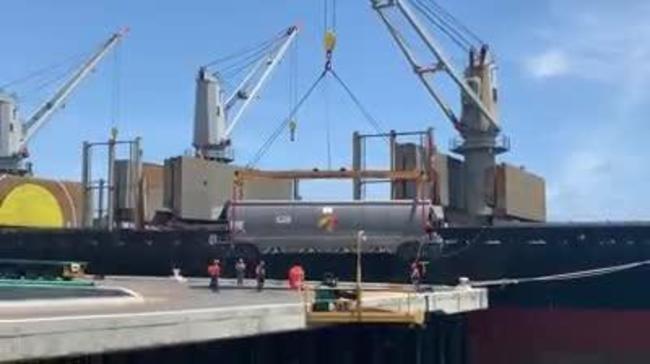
(0, 276, 487, 362)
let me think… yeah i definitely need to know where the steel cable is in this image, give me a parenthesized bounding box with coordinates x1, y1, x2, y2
(246, 70, 328, 168)
(18, 59, 84, 108)
(411, 0, 473, 52)
(328, 69, 387, 139)
(0, 50, 89, 91)
(323, 77, 333, 169)
(425, 0, 485, 45)
(218, 42, 278, 79)
(203, 29, 286, 68)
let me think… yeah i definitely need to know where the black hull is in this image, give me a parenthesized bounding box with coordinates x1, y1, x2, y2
(2, 222, 650, 308)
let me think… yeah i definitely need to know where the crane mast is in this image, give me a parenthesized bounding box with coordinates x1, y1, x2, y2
(371, 0, 509, 221)
(193, 25, 299, 163)
(0, 29, 127, 175)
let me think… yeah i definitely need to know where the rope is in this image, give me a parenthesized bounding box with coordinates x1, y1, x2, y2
(246, 70, 327, 168)
(471, 259, 650, 288)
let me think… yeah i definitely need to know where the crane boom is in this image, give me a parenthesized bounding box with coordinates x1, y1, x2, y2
(224, 26, 298, 139)
(373, 6, 460, 127)
(370, 0, 509, 221)
(0, 28, 127, 174)
(21, 28, 128, 149)
(193, 25, 299, 163)
(371, 0, 499, 132)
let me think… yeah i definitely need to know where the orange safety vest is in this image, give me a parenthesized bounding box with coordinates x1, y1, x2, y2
(208, 264, 221, 278)
(288, 266, 305, 289)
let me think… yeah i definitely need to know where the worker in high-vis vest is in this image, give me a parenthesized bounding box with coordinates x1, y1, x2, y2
(288, 263, 305, 290)
(207, 259, 221, 293)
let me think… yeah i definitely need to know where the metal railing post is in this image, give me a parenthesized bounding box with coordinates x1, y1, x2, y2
(106, 131, 116, 231)
(81, 141, 93, 228)
(352, 131, 362, 200)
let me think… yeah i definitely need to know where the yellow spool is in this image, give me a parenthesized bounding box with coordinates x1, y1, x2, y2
(0, 183, 64, 228)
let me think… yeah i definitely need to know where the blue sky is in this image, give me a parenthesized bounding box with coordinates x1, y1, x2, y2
(1, 0, 649, 221)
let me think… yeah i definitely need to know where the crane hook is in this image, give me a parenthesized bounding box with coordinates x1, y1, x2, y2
(323, 30, 337, 70)
(289, 119, 297, 142)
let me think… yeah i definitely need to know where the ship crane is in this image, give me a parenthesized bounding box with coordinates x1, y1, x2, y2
(370, 0, 509, 221)
(193, 25, 299, 163)
(0, 29, 127, 175)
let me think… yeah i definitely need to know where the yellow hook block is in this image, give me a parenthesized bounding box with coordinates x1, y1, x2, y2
(324, 30, 337, 53)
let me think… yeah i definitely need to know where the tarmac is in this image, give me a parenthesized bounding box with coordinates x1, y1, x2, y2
(0, 276, 487, 362)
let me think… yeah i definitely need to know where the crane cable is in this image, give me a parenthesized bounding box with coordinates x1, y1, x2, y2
(110, 41, 122, 129)
(23, 61, 80, 101)
(217, 42, 277, 81)
(323, 0, 338, 54)
(203, 27, 291, 91)
(323, 0, 337, 168)
(412, 0, 473, 52)
(288, 37, 299, 142)
(321, 0, 387, 139)
(203, 28, 286, 68)
(411, 0, 487, 55)
(247, 0, 390, 167)
(246, 66, 390, 168)
(424, 0, 484, 45)
(329, 69, 386, 138)
(323, 76, 333, 169)
(247, 70, 328, 168)
(218, 40, 280, 78)
(14, 57, 91, 116)
(0, 50, 89, 92)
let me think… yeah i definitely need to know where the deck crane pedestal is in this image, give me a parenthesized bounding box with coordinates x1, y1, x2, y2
(371, 0, 509, 222)
(0, 29, 127, 175)
(193, 26, 299, 164)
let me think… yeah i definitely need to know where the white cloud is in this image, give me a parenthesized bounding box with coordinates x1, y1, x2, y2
(525, 49, 570, 79)
(547, 135, 650, 222)
(528, 2, 650, 221)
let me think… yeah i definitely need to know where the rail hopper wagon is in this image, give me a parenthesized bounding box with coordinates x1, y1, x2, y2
(226, 200, 444, 256)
